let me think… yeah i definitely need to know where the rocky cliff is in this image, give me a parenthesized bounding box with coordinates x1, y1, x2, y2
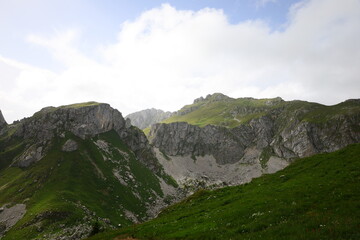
(126, 108, 172, 129)
(10, 102, 159, 171)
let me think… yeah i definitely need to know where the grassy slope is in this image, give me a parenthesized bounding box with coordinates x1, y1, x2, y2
(89, 143, 360, 240)
(162, 97, 274, 128)
(0, 130, 163, 240)
(161, 96, 360, 128)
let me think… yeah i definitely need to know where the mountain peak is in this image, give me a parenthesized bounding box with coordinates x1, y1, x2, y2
(193, 93, 231, 103)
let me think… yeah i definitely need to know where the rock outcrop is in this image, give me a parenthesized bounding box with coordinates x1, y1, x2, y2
(126, 108, 172, 129)
(62, 139, 78, 152)
(0, 204, 26, 238)
(11, 103, 160, 171)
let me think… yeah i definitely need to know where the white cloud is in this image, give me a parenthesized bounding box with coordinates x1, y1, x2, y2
(1, 0, 359, 123)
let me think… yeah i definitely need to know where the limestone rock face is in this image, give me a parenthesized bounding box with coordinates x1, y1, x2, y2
(150, 122, 253, 164)
(126, 108, 172, 129)
(150, 108, 360, 164)
(273, 115, 360, 158)
(15, 103, 126, 141)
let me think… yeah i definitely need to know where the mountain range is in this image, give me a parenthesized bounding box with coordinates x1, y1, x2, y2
(0, 93, 359, 239)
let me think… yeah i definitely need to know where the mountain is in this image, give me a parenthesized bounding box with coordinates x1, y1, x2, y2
(0, 102, 179, 240)
(88, 143, 360, 240)
(125, 109, 172, 130)
(148, 93, 360, 188)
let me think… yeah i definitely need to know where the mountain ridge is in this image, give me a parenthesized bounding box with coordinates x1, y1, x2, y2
(147, 94, 360, 187)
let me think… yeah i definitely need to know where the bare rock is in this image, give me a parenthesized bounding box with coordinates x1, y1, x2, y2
(13, 145, 44, 168)
(0, 204, 26, 237)
(62, 139, 78, 152)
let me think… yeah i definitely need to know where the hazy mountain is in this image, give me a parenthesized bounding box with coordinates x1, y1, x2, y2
(125, 108, 172, 130)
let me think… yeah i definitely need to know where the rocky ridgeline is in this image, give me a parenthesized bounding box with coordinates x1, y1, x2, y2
(125, 108, 172, 129)
(10, 103, 159, 171)
(149, 100, 360, 165)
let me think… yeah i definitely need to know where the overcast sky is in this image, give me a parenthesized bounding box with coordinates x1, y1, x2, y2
(0, 0, 359, 123)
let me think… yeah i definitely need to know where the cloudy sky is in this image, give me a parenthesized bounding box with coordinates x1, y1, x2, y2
(1, 0, 359, 123)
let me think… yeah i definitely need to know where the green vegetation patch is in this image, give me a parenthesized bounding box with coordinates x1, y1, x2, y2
(259, 146, 273, 169)
(59, 101, 102, 109)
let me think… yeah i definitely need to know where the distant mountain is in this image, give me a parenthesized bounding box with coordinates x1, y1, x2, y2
(148, 93, 360, 188)
(0, 102, 179, 240)
(90, 143, 360, 240)
(125, 108, 172, 129)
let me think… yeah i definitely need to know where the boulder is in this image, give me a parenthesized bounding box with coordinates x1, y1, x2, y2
(62, 139, 78, 152)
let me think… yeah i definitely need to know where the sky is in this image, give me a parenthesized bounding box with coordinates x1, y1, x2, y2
(0, 0, 359, 123)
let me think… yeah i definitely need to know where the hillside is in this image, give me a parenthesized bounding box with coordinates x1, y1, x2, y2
(0, 103, 178, 240)
(88, 143, 360, 240)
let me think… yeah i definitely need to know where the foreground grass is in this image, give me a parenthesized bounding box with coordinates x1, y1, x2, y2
(88, 144, 360, 240)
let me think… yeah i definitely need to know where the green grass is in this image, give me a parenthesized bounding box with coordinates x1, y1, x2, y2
(88, 143, 360, 240)
(59, 101, 102, 109)
(142, 127, 151, 137)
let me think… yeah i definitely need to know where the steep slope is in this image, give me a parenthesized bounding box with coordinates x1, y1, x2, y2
(149, 94, 360, 188)
(88, 143, 360, 240)
(125, 109, 172, 130)
(0, 102, 178, 240)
